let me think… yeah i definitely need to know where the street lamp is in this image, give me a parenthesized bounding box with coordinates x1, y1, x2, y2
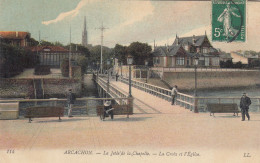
(107, 59, 111, 83)
(106, 59, 111, 97)
(145, 60, 149, 83)
(127, 54, 133, 97)
(119, 61, 123, 77)
(194, 56, 199, 113)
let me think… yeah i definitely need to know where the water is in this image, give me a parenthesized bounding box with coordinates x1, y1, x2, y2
(185, 87, 260, 112)
(19, 74, 101, 116)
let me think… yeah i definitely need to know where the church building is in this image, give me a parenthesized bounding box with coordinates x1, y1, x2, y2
(82, 16, 88, 47)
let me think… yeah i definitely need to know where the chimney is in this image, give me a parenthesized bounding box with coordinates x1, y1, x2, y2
(192, 35, 196, 45)
(176, 34, 179, 45)
(16, 31, 18, 37)
(154, 40, 155, 50)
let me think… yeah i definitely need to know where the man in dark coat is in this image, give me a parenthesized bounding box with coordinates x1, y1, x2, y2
(115, 73, 119, 81)
(67, 89, 76, 117)
(171, 85, 178, 105)
(103, 100, 114, 120)
(240, 93, 251, 121)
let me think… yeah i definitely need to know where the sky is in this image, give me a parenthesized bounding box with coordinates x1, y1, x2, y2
(0, 0, 259, 52)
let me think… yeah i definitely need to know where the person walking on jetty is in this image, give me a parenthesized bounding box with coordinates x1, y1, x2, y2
(171, 85, 178, 105)
(67, 89, 76, 118)
(115, 72, 119, 81)
(240, 93, 251, 121)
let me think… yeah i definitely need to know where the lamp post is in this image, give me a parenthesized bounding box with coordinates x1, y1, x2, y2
(194, 56, 199, 113)
(119, 61, 123, 77)
(145, 60, 149, 83)
(106, 59, 111, 97)
(97, 61, 100, 83)
(127, 55, 133, 97)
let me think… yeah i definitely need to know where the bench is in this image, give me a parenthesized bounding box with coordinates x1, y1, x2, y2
(96, 105, 133, 119)
(24, 106, 64, 123)
(206, 103, 239, 116)
(0, 102, 19, 120)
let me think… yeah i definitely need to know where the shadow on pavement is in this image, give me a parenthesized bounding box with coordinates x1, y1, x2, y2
(210, 115, 241, 118)
(33, 118, 87, 123)
(101, 117, 152, 122)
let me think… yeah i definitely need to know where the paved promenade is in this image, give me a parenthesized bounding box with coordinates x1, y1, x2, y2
(1, 77, 260, 162)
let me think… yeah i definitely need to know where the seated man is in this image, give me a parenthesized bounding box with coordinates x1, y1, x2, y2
(103, 100, 114, 120)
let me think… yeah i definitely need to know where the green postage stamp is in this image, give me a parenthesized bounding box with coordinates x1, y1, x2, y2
(212, 0, 246, 42)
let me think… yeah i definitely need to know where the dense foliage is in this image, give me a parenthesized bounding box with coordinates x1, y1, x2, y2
(0, 43, 39, 78)
(60, 58, 70, 77)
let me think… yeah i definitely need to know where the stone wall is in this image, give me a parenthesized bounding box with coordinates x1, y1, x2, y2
(43, 79, 82, 98)
(0, 79, 34, 98)
(163, 71, 260, 91)
(0, 78, 82, 98)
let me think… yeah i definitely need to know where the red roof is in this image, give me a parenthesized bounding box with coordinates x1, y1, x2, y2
(0, 31, 30, 39)
(28, 46, 69, 52)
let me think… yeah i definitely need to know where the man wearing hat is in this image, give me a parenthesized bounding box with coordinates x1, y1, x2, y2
(171, 85, 178, 105)
(67, 89, 76, 118)
(240, 93, 251, 121)
(103, 100, 114, 120)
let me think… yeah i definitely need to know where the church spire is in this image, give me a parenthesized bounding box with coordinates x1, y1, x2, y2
(82, 16, 88, 47)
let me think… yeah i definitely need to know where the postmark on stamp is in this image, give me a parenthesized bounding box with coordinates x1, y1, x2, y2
(212, 0, 246, 42)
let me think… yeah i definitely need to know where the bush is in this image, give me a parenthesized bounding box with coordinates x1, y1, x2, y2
(60, 58, 69, 77)
(76, 55, 88, 74)
(34, 65, 51, 75)
(0, 43, 24, 78)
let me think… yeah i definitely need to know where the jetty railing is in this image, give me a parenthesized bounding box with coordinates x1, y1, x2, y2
(150, 67, 258, 72)
(118, 76, 260, 112)
(93, 73, 132, 106)
(119, 76, 196, 110)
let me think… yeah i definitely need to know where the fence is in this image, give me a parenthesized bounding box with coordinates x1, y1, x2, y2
(151, 67, 258, 73)
(118, 76, 260, 112)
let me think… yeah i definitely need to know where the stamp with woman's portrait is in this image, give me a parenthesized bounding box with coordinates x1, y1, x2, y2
(212, 0, 246, 42)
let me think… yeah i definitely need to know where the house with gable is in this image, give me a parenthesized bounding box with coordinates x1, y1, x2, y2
(28, 46, 82, 67)
(0, 31, 33, 47)
(153, 33, 220, 67)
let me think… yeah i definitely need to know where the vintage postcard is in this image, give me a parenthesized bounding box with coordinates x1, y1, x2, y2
(0, 0, 260, 162)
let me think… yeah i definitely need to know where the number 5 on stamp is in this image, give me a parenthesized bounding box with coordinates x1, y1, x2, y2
(212, 0, 246, 42)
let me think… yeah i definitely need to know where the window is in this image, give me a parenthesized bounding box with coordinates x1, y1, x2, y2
(205, 57, 209, 66)
(202, 47, 208, 54)
(185, 45, 189, 51)
(212, 57, 220, 66)
(176, 57, 185, 65)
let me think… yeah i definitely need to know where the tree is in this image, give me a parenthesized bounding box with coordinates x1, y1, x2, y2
(114, 44, 127, 65)
(76, 55, 88, 74)
(126, 42, 152, 65)
(60, 58, 69, 77)
(89, 45, 114, 69)
(234, 61, 243, 68)
(40, 40, 54, 46)
(249, 60, 260, 68)
(65, 44, 91, 58)
(0, 43, 24, 77)
(54, 41, 64, 47)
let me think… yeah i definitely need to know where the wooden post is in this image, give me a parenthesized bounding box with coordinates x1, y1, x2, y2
(258, 99, 260, 112)
(86, 100, 88, 115)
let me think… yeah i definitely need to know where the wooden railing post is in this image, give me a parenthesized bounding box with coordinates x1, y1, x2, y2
(258, 99, 260, 112)
(86, 99, 88, 115)
(194, 97, 199, 113)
